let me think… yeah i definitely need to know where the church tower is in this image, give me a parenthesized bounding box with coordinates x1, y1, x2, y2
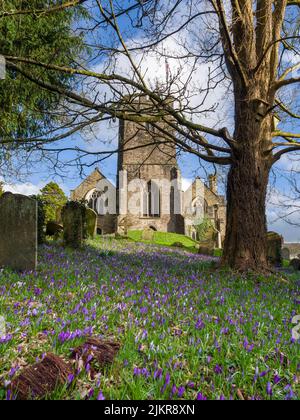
(117, 95, 184, 234)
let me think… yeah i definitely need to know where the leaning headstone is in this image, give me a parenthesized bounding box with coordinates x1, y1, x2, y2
(46, 221, 63, 238)
(0, 192, 37, 271)
(267, 231, 283, 266)
(282, 248, 291, 261)
(85, 208, 97, 238)
(61, 202, 85, 248)
(198, 225, 218, 253)
(142, 228, 155, 241)
(290, 258, 300, 271)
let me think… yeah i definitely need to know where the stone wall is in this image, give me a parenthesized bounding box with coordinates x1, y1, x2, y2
(183, 178, 226, 245)
(70, 169, 104, 201)
(97, 214, 117, 235)
(282, 243, 300, 260)
(118, 96, 177, 168)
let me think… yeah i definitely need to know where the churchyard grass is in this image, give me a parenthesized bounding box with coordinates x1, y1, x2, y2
(128, 230, 199, 252)
(0, 237, 299, 400)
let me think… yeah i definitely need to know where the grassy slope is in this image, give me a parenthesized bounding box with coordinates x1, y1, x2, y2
(128, 230, 223, 257)
(128, 230, 198, 252)
(0, 238, 299, 400)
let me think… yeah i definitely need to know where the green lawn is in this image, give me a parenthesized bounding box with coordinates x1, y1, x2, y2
(128, 230, 199, 252)
(127, 230, 223, 257)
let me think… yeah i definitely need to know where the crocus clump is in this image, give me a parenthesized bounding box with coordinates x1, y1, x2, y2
(0, 237, 299, 400)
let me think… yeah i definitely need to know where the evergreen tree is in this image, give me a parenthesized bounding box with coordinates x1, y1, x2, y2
(0, 0, 87, 143)
(39, 182, 67, 222)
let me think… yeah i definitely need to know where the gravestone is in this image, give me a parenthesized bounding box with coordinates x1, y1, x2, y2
(290, 258, 300, 271)
(267, 231, 283, 265)
(46, 221, 63, 238)
(0, 192, 37, 271)
(172, 242, 184, 248)
(61, 202, 85, 248)
(142, 228, 155, 241)
(198, 225, 218, 254)
(85, 208, 97, 238)
(281, 248, 291, 261)
(198, 246, 215, 256)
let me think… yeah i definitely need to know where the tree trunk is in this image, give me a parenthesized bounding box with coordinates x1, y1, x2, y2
(222, 96, 273, 272)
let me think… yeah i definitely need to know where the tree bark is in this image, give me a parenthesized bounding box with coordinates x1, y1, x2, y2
(222, 95, 273, 272)
(222, 156, 271, 271)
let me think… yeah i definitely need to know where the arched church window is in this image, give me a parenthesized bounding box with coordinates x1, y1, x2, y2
(87, 190, 109, 215)
(170, 186, 175, 215)
(143, 181, 161, 218)
(88, 191, 101, 214)
(191, 197, 207, 217)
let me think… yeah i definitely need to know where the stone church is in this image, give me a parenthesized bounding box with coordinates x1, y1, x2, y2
(71, 96, 226, 246)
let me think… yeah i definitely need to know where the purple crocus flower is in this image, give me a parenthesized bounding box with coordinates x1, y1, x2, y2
(178, 386, 185, 398)
(161, 373, 171, 394)
(266, 382, 273, 397)
(68, 374, 75, 384)
(97, 391, 105, 400)
(171, 385, 177, 397)
(133, 367, 141, 376)
(197, 392, 207, 400)
(154, 368, 163, 380)
(259, 370, 269, 378)
(214, 364, 223, 375)
(274, 375, 281, 385)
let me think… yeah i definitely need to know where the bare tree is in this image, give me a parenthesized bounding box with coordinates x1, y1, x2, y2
(1, 0, 300, 272)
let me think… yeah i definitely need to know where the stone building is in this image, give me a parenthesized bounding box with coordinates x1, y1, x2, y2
(183, 176, 226, 248)
(71, 96, 226, 246)
(70, 168, 116, 235)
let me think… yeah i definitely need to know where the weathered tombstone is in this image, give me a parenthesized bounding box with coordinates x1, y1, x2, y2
(0, 192, 37, 271)
(46, 221, 63, 238)
(61, 202, 85, 248)
(85, 208, 97, 238)
(198, 246, 215, 256)
(290, 258, 300, 271)
(142, 228, 155, 241)
(198, 225, 218, 254)
(267, 231, 283, 266)
(172, 242, 184, 248)
(282, 248, 291, 261)
(117, 217, 128, 236)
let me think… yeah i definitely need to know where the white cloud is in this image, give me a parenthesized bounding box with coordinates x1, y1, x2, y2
(267, 188, 300, 242)
(1, 178, 69, 197)
(181, 177, 193, 192)
(3, 182, 43, 196)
